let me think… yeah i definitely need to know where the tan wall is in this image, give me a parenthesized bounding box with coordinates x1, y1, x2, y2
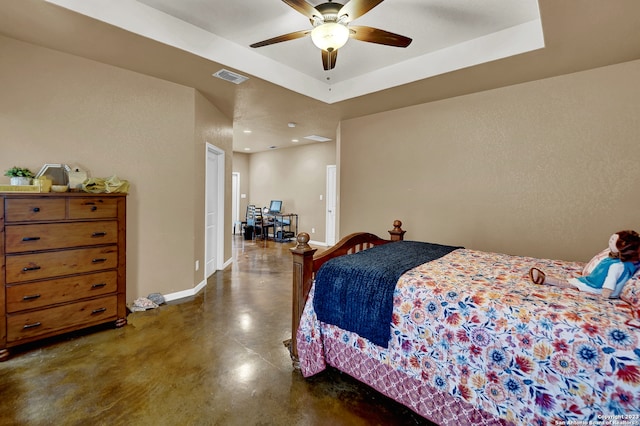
(248, 142, 336, 243)
(0, 35, 233, 301)
(340, 59, 640, 262)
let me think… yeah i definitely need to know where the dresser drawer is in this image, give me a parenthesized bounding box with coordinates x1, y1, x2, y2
(6, 296, 117, 343)
(68, 197, 118, 219)
(6, 271, 118, 313)
(4, 198, 66, 222)
(5, 246, 118, 283)
(5, 221, 118, 253)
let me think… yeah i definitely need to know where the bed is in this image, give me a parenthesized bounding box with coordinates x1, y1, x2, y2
(287, 221, 640, 425)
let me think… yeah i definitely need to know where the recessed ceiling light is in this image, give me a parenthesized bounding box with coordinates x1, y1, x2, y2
(304, 135, 332, 142)
(244, 147, 251, 151)
(288, 122, 296, 128)
(292, 139, 299, 143)
(243, 130, 252, 134)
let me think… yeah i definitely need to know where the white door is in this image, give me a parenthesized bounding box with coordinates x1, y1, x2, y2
(232, 172, 240, 233)
(205, 144, 225, 278)
(326, 165, 337, 246)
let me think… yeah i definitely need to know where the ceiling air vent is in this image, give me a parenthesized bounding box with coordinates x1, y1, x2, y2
(212, 69, 249, 85)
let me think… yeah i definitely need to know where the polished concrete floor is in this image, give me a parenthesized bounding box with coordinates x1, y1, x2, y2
(0, 236, 435, 426)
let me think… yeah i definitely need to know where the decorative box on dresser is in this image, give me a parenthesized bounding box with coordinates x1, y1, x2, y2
(0, 192, 127, 361)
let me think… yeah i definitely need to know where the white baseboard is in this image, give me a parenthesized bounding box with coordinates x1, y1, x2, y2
(163, 279, 207, 302)
(309, 239, 329, 247)
(222, 256, 233, 269)
(160, 256, 233, 303)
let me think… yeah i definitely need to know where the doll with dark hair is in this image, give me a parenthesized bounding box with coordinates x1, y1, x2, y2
(529, 230, 640, 298)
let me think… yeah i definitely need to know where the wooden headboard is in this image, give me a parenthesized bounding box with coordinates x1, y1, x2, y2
(286, 220, 405, 366)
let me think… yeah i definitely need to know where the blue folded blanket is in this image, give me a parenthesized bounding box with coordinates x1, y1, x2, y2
(313, 241, 460, 347)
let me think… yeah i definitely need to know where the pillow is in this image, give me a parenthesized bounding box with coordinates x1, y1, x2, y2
(620, 274, 640, 319)
(582, 248, 610, 276)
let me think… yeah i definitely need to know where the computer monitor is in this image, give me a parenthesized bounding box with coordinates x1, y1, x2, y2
(269, 200, 282, 214)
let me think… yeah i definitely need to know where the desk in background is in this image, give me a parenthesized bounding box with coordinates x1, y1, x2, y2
(264, 213, 298, 242)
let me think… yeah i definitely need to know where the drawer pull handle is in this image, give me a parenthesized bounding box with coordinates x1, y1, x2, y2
(23, 322, 42, 329)
(91, 283, 107, 289)
(22, 237, 41, 241)
(91, 206, 98, 211)
(91, 232, 107, 237)
(92, 258, 107, 263)
(23, 266, 41, 272)
(23, 294, 42, 301)
(91, 308, 107, 314)
(32, 207, 40, 213)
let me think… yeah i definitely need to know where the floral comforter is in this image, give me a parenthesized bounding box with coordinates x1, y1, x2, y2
(297, 249, 640, 425)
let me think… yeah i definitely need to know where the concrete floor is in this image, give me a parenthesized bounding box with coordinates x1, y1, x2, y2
(0, 236, 434, 426)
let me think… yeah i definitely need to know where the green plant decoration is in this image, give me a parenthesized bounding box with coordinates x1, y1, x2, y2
(4, 166, 35, 178)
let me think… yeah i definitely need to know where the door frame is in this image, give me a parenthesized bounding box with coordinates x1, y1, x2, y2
(325, 164, 337, 246)
(205, 143, 225, 277)
(232, 172, 240, 233)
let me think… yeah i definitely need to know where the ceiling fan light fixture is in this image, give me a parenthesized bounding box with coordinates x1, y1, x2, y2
(250, 0, 412, 71)
(311, 22, 349, 52)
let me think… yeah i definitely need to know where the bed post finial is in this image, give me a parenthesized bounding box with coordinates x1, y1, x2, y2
(288, 232, 317, 367)
(388, 220, 405, 241)
(294, 232, 311, 250)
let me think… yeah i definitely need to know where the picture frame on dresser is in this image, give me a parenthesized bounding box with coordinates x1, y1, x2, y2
(0, 192, 127, 361)
(35, 163, 71, 186)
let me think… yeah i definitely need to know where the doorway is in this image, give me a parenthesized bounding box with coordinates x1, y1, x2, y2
(326, 165, 337, 246)
(205, 143, 225, 278)
(232, 172, 240, 233)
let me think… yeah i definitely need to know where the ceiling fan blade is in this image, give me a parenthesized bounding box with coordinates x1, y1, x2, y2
(349, 26, 412, 47)
(282, 0, 321, 19)
(322, 49, 337, 70)
(250, 30, 311, 48)
(338, 0, 385, 23)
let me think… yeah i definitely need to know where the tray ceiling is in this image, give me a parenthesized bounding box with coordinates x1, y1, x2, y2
(46, 0, 544, 103)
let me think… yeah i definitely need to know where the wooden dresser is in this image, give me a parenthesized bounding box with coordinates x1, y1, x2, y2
(0, 192, 127, 360)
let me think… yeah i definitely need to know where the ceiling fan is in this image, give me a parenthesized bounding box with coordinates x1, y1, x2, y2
(250, 0, 412, 71)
